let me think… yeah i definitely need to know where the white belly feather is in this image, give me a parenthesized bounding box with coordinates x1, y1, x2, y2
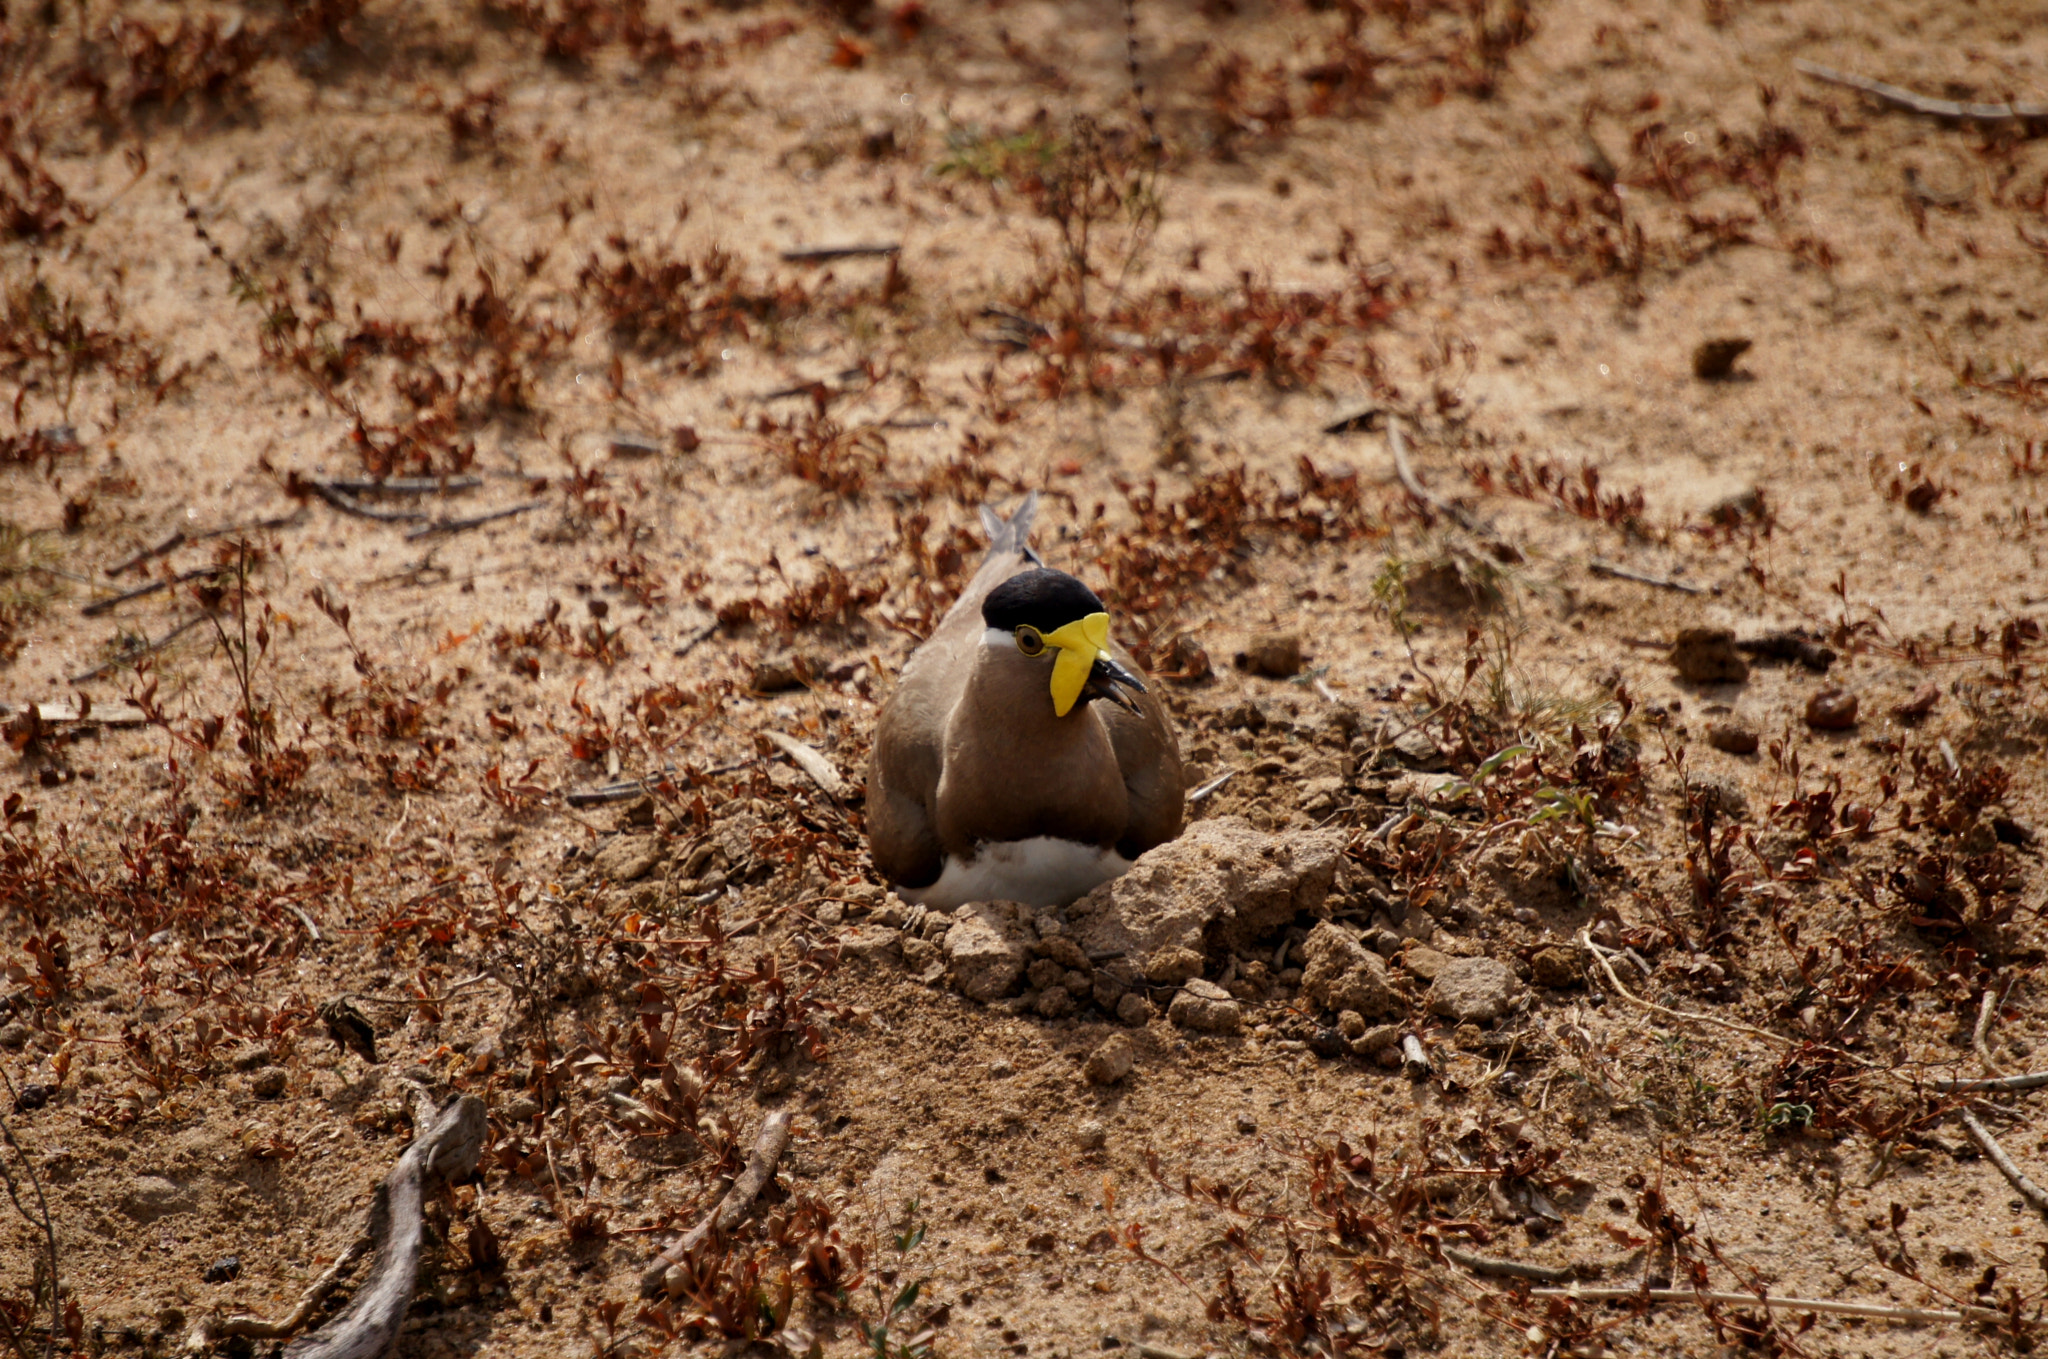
(900, 837, 1132, 911)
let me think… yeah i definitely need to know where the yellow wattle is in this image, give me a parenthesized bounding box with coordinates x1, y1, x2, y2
(1042, 612, 1112, 717)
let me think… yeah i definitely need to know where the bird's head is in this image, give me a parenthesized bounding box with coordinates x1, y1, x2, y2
(981, 568, 1146, 718)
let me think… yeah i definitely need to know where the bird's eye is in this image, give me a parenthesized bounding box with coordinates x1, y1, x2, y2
(1014, 626, 1046, 657)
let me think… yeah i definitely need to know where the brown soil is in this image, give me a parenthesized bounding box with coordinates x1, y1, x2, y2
(3, 0, 2047, 1356)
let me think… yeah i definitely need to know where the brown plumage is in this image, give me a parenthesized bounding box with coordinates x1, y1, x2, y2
(866, 495, 1185, 908)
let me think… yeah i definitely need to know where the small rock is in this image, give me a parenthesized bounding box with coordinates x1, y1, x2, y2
(1033, 987, 1076, 1019)
(0, 1024, 27, 1050)
(590, 835, 664, 883)
(813, 900, 844, 926)
(1960, 818, 1999, 857)
(942, 902, 1035, 1002)
(1235, 1114, 1257, 1134)
(1350, 1024, 1403, 1057)
(1402, 944, 1450, 982)
(1307, 1027, 1348, 1057)
(1529, 946, 1585, 990)
(1075, 1119, 1108, 1150)
(230, 1043, 276, 1072)
(900, 935, 942, 974)
(1298, 922, 1400, 1018)
(1388, 727, 1449, 770)
(1669, 628, 1748, 684)
(248, 1067, 289, 1099)
(121, 1175, 195, 1223)
(1116, 992, 1155, 1027)
(1026, 957, 1066, 992)
(1082, 1034, 1136, 1086)
(1336, 1010, 1367, 1041)
(1066, 818, 1348, 983)
(1893, 682, 1940, 723)
(1167, 980, 1242, 1034)
(501, 1094, 542, 1124)
(1707, 720, 1760, 755)
(1804, 689, 1859, 730)
(12, 1083, 49, 1112)
(1993, 816, 2037, 847)
(1692, 337, 1752, 380)
(838, 925, 903, 964)
(1739, 630, 1836, 673)
(750, 651, 813, 693)
(1427, 957, 1522, 1024)
(1236, 631, 1303, 678)
(202, 1257, 241, 1284)
(1034, 934, 1091, 970)
(1690, 774, 1748, 821)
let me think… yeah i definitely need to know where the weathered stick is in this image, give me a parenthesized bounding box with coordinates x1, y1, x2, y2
(70, 613, 210, 684)
(1933, 1072, 2048, 1094)
(1581, 932, 1798, 1051)
(204, 1238, 373, 1344)
(404, 501, 545, 541)
(81, 567, 218, 617)
(1794, 60, 2048, 127)
(316, 476, 482, 496)
(781, 244, 900, 263)
(1387, 416, 1472, 529)
(284, 1095, 487, 1358)
(1444, 1246, 1573, 1283)
(1588, 559, 1705, 596)
(639, 1110, 793, 1298)
(306, 481, 429, 524)
(762, 732, 849, 800)
(1960, 1110, 2048, 1222)
(1530, 1285, 2013, 1326)
(1973, 989, 2006, 1079)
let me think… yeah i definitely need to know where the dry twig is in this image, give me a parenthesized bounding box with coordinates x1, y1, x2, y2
(1960, 1110, 2048, 1222)
(1973, 987, 2007, 1079)
(1934, 1071, 2048, 1094)
(640, 1109, 794, 1298)
(1443, 1246, 1573, 1283)
(70, 613, 210, 684)
(1588, 559, 1706, 596)
(404, 500, 546, 541)
(761, 731, 850, 800)
(1581, 932, 1799, 1051)
(1794, 60, 2048, 128)
(1529, 1285, 2014, 1327)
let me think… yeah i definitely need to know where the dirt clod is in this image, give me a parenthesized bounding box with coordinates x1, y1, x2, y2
(1082, 1033, 1136, 1086)
(1804, 688, 1860, 730)
(1426, 957, 1522, 1024)
(1234, 630, 1304, 678)
(1668, 627, 1748, 683)
(1299, 921, 1401, 1018)
(1167, 979, 1242, 1034)
(1691, 336, 1752, 380)
(1707, 720, 1760, 754)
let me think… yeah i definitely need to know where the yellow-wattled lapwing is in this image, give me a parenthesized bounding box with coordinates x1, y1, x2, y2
(866, 494, 1185, 909)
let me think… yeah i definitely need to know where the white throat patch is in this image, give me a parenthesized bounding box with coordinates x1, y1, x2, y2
(900, 837, 1132, 911)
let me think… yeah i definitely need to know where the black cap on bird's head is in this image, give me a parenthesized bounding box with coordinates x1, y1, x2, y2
(981, 569, 1145, 717)
(982, 569, 1105, 633)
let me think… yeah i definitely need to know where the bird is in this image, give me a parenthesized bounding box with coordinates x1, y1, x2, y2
(866, 493, 1185, 910)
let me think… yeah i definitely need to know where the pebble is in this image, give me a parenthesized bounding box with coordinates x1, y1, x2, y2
(1426, 957, 1523, 1024)
(1692, 337, 1752, 380)
(1075, 1119, 1108, 1150)
(1668, 628, 1748, 684)
(502, 1094, 542, 1123)
(1166, 981, 1242, 1035)
(1235, 1114, 1257, 1135)
(1116, 992, 1155, 1027)
(1082, 1034, 1135, 1086)
(1236, 631, 1304, 678)
(249, 1067, 289, 1099)
(1529, 946, 1585, 989)
(1804, 689, 1859, 730)
(0, 1023, 27, 1051)
(1707, 720, 1760, 755)
(202, 1257, 241, 1284)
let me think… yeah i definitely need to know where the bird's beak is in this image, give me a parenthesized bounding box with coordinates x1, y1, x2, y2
(1082, 654, 1146, 712)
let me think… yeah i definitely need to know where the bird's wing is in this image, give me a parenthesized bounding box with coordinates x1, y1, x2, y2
(867, 494, 1042, 888)
(1102, 645, 1187, 861)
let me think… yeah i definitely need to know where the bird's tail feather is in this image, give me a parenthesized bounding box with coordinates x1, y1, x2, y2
(979, 492, 1043, 565)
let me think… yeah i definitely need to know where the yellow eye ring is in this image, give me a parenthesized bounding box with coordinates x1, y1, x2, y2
(1014, 625, 1047, 657)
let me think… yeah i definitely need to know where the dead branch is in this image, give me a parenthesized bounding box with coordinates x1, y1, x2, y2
(1960, 1110, 2048, 1222)
(103, 510, 304, 577)
(1794, 60, 2048, 127)
(69, 613, 210, 684)
(1528, 1285, 2015, 1327)
(184, 1096, 486, 1358)
(640, 1109, 793, 1298)
(1588, 559, 1706, 596)
(563, 758, 758, 807)
(81, 566, 218, 617)
(1186, 769, 1234, 805)
(316, 476, 482, 496)
(306, 481, 429, 524)
(780, 244, 900, 263)
(1934, 1072, 2048, 1094)
(1973, 988, 2006, 1079)
(1443, 1246, 1573, 1283)
(1581, 931, 1800, 1051)
(199, 1238, 373, 1347)
(761, 731, 850, 800)
(404, 500, 546, 541)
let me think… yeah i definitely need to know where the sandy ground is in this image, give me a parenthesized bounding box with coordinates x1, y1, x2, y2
(3, 0, 2048, 1355)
